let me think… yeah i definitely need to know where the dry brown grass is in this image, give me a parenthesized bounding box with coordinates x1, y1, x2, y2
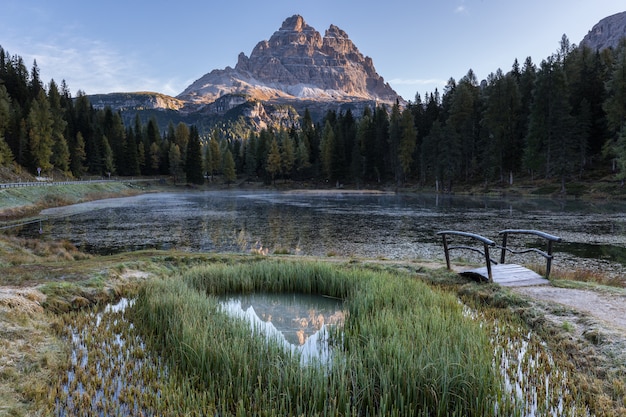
(527, 262, 626, 288)
(0, 236, 91, 267)
(0, 296, 66, 416)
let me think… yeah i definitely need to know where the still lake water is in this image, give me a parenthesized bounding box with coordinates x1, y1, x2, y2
(26, 190, 626, 274)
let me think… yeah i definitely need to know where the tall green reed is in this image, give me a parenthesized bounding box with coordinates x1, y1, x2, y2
(132, 260, 504, 416)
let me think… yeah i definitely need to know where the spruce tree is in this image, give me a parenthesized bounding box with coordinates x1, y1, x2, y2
(48, 80, 70, 172)
(27, 89, 53, 173)
(222, 149, 236, 184)
(279, 129, 295, 178)
(185, 125, 204, 184)
(320, 120, 335, 181)
(0, 85, 14, 166)
(70, 132, 87, 177)
(266, 137, 282, 183)
(101, 135, 115, 176)
(124, 127, 141, 176)
(398, 108, 417, 184)
(168, 143, 183, 183)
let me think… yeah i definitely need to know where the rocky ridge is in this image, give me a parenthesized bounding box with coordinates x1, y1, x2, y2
(177, 15, 401, 106)
(581, 11, 626, 51)
(88, 92, 185, 111)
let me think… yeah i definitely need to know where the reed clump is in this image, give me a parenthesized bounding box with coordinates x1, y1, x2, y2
(132, 260, 503, 416)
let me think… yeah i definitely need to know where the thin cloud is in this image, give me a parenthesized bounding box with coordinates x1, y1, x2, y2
(6, 35, 161, 95)
(454, 1, 468, 14)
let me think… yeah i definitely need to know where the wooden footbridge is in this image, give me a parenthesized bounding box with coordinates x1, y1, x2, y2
(437, 229, 562, 286)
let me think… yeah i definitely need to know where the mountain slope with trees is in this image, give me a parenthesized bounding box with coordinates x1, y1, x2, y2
(1, 26, 626, 192)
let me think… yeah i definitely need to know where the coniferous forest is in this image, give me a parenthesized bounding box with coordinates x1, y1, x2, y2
(1, 36, 626, 191)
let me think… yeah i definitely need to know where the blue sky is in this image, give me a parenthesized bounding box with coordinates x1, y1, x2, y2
(1, 0, 624, 101)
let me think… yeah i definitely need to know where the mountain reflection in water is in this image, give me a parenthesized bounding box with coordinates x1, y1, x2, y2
(219, 293, 345, 364)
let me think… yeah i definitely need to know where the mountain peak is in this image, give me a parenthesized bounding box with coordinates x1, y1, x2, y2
(279, 14, 308, 32)
(325, 24, 349, 39)
(177, 15, 401, 106)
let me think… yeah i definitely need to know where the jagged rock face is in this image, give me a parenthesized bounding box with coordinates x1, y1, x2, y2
(88, 92, 185, 111)
(178, 15, 401, 105)
(581, 11, 626, 51)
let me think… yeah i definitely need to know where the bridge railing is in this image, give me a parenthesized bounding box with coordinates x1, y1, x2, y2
(498, 229, 562, 278)
(436, 231, 497, 282)
(437, 229, 562, 282)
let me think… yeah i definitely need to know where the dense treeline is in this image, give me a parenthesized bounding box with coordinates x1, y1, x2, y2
(1, 36, 626, 190)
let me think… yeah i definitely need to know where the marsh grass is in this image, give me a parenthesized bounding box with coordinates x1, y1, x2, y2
(0, 235, 91, 267)
(549, 265, 626, 288)
(132, 260, 504, 416)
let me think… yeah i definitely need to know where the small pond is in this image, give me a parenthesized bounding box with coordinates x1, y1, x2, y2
(218, 293, 345, 365)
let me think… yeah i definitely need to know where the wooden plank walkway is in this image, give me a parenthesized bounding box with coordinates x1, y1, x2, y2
(460, 264, 550, 287)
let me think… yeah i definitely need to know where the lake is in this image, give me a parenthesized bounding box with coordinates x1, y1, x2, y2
(25, 190, 626, 277)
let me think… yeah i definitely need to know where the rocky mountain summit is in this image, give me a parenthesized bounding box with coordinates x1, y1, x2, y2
(88, 15, 401, 130)
(581, 11, 626, 51)
(178, 15, 401, 106)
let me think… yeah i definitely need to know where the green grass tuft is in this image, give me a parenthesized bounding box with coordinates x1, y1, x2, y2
(132, 260, 503, 416)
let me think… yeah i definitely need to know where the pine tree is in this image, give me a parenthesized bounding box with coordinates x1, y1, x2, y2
(296, 132, 311, 174)
(70, 132, 87, 177)
(320, 120, 335, 181)
(524, 57, 577, 190)
(74, 92, 98, 174)
(168, 143, 183, 183)
(222, 149, 236, 184)
(185, 125, 204, 184)
(349, 135, 363, 185)
(613, 123, 626, 183)
(604, 41, 626, 136)
(266, 136, 282, 183)
(124, 127, 141, 176)
(174, 122, 190, 166)
(206, 131, 221, 180)
(421, 120, 444, 188)
(357, 109, 376, 182)
(244, 132, 258, 178)
(146, 118, 161, 175)
(482, 69, 522, 182)
(0, 85, 14, 166)
(446, 71, 480, 181)
(149, 142, 160, 174)
(388, 102, 402, 184)
(398, 108, 417, 184)
(48, 80, 70, 172)
(279, 129, 295, 178)
(102, 135, 115, 176)
(27, 89, 53, 173)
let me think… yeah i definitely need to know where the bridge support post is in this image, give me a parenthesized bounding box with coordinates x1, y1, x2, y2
(441, 235, 451, 270)
(483, 243, 493, 283)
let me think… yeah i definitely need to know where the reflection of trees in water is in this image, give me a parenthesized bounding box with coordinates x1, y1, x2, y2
(30, 192, 626, 269)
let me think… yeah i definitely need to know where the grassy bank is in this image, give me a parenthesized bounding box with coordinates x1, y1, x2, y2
(0, 181, 147, 220)
(131, 261, 502, 416)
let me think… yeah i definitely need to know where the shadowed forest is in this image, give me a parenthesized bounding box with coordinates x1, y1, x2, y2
(1, 36, 626, 191)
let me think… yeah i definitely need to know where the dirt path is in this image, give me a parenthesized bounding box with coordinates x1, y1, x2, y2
(512, 285, 626, 333)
